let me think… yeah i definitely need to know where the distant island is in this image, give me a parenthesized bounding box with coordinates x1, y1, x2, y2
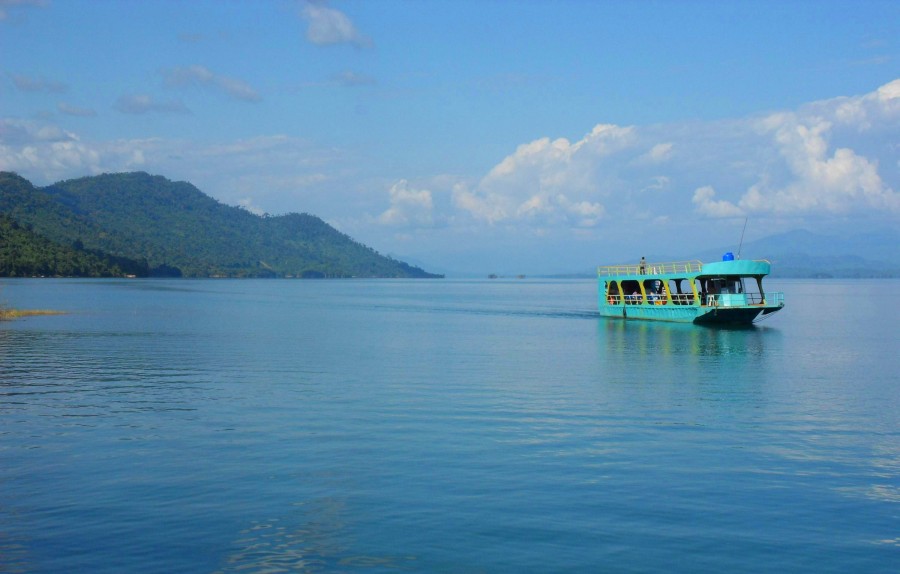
(0, 172, 442, 279)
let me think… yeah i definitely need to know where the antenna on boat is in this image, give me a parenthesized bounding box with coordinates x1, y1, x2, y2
(737, 217, 748, 259)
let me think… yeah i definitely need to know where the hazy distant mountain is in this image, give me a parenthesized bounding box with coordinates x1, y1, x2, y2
(549, 228, 900, 279)
(693, 229, 900, 278)
(0, 172, 442, 278)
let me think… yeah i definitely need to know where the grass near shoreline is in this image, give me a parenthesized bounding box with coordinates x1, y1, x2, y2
(0, 309, 66, 320)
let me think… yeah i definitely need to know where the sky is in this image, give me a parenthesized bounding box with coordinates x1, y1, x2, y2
(1, 0, 898, 275)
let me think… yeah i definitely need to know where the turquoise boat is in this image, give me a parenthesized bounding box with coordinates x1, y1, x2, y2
(597, 255, 784, 325)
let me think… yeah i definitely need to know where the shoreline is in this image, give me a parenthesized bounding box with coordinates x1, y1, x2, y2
(0, 309, 66, 320)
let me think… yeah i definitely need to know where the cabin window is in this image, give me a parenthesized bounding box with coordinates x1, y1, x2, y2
(743, 277, 765, 304)
(697, 276, 749, 305)
(701, 277, 744, 295)
(723, 278, 744, 294)
(642, 279, 667, 305)
(620, 279, 642, 304)
(606, 281, 621, 305)
(668, 278, 695, 305)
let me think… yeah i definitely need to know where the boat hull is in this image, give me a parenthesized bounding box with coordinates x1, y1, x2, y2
(597, 300, 776, 325)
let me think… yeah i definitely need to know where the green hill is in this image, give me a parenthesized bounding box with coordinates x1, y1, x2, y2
(0, 214, 148, 277)
(0, 171, 441, 278)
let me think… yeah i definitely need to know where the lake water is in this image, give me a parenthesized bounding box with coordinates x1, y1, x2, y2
(1, 278, 898, 573)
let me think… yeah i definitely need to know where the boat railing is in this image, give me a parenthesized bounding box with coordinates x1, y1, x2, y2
(597, 260, 703, 277)
(606, 291, 785, 307)
(705, 292, 785, 307)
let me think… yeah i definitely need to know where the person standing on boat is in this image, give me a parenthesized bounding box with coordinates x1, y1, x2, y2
(640, 257, 647, 275)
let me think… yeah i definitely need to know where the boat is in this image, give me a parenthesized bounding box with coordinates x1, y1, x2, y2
(597, 253, 784, 325)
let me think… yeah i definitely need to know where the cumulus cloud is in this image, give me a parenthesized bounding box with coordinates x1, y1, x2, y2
(162, 65, 261, 102)
(4, 78, 899, 251)
(0, 118, 147, 179)
(451, 181, 509, 224)
(0, 119, 73, 146)
(813, 78, 900, 131)
(711, 82, 900, 217)
(452, 80, 900, 227)
(645, 142, 674, 162)
(559, 196, 606, 227)
(300, 0, 371, 48)
(692, 186, 744, 218)
(379, 179, 433, 226)
(452, 124, 635, 226)
(114, 94, 190, 115)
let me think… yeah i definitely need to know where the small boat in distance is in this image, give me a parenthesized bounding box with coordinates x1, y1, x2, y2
(598, 254, 784, 325)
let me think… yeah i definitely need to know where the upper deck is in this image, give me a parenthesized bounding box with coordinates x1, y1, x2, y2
(597, 260, 702, 277)
(597, 259, 772, 278)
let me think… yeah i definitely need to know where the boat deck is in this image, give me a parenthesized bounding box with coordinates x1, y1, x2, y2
(597, 260, 702, 277)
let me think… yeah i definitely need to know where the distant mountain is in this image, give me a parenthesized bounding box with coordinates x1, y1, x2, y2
(0, 172, 442, 278)
(549, 228, 900, 279)
(694, 229, 900, 278)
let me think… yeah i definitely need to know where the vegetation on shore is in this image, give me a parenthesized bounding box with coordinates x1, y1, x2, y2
(0, 171, 442, 279)
(0, 308, 65, 321)
(0, 214, 145, 277)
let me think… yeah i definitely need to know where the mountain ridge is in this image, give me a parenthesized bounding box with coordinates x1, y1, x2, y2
(690, 229, 900, 278)
(539, 228, 900, 279)
(0, 171, 441, 279)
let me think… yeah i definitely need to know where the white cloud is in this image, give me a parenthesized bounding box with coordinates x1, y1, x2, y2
(447, 80, 900, 230)
(812, 78, 900, 131)
(692, 185, 744, 218)
(300, 1, 371, 48)
(0, 119, 133, 178)
(378, 179, 433, 226)
(732, 86, 900, 215)
(646, 142, 673, 162)
(451, 182, 511, 224)
(162, 65, 261, 102)
(559, 196, 605, 227)
(641, 176, 671, 193)
(452, 124, 634, 225)
(3, 79, 899, 262)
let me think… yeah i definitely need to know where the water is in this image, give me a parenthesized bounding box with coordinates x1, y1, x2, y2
(1, 278, 898, 573)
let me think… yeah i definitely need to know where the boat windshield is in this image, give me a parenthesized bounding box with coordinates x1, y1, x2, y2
(700, 277, 745, 294)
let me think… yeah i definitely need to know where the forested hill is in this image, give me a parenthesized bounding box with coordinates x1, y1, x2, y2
(0, 172, 441, 278)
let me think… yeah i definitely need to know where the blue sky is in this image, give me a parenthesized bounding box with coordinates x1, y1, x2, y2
(1, 0, 898, 274)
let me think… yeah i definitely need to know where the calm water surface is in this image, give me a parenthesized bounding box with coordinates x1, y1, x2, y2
(1, 278, 898, 573)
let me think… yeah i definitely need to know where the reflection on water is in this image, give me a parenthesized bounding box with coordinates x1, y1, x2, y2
(599, 319, 781, 400)
(215, 497, 415, 573)
(0, 329, 206, 424)
(0, 532, 29, 574)
(601, 318, 778, 360)
(1, 278, 898, 574)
